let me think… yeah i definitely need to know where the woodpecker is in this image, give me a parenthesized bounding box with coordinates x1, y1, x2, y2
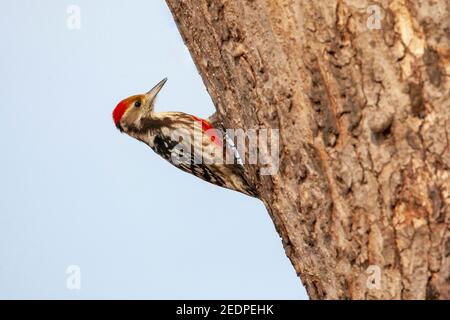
(113, 78, 257, 197)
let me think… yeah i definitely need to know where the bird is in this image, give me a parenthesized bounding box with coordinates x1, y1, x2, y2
(112, 78, 257, 197)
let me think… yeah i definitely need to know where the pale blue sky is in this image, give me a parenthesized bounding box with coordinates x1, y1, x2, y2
(0, 0, 307, 299)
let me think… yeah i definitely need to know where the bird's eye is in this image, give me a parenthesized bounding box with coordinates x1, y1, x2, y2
(134, 100, 141, 108)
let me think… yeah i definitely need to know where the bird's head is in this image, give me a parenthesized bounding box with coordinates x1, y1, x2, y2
(113, 78, 167, 132)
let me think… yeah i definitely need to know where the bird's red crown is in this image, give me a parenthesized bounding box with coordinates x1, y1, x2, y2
(112, 95, 140, 126)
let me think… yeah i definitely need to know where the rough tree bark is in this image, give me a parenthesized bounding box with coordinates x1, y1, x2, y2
(165, 0, 450, 299)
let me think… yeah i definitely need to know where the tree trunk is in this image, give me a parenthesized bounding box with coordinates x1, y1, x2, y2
(165, 0, 450, 300)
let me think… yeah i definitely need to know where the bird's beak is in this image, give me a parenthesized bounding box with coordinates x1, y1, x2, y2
(145, 78, 167, 102)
